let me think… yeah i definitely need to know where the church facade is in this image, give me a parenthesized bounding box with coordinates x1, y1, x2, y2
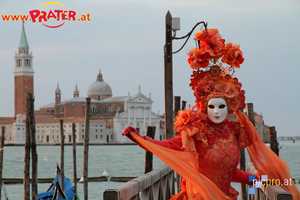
(0, 23, 164, 144)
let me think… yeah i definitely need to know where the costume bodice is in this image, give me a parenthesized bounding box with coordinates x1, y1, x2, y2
(197, 138, 240, 196)
(193, 119, 250, 197)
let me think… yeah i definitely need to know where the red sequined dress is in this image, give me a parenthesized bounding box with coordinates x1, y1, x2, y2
(144, 118, 252, 199)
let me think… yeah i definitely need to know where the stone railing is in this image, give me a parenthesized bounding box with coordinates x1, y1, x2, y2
(247, 162, 292, 200)
(103, 165, 175, 200)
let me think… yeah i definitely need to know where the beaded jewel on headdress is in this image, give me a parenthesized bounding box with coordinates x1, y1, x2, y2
(187, 29, 246, 115)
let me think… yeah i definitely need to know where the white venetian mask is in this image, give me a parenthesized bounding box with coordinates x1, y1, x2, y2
(207, 98, 228, 124)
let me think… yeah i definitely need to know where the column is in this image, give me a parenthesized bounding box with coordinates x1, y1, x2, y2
(133, 106, 136, 128)
(148, 107, 151, 126)
(127, 105, 130, 126)
(143, 106, 146, 133)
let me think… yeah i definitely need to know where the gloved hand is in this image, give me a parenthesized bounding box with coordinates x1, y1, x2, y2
(122, 126, 145, 143)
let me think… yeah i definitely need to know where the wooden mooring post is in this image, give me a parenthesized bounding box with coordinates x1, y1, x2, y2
(182, 100, 186, 110)
(239, 103, 254, 200)
(28, 93, 38, 200)
(59, 119, 65, 192)
(24, 94, 32, 200)
(269, 126, 279, 156)
(164, 11, 174, 140)
(0, 126, 5, 200)
(174, 96, 182, 193)
(145, 126, 156, 174)
(83, 98, 91, 200)
(72, 123, 77, 194)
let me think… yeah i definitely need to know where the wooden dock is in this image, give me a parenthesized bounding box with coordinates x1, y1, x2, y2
(2, 176, 108, 184)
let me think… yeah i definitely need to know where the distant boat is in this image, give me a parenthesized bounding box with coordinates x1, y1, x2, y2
(38, 165, 77, 200)
(79, 177, 84, 183)
(265, 142, 285, 150)
(2, 183, 8, 200)
(102, 170, 109, 177)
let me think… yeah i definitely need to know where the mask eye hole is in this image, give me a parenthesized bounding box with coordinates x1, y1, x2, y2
(219, 104, 226, 109)
(208, 105, 214, 109)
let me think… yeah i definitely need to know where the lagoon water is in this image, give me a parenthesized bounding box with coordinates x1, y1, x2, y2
(2, 141, 300, 199)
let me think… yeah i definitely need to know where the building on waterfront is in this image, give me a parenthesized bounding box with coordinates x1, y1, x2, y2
(0, 23, 163, 144)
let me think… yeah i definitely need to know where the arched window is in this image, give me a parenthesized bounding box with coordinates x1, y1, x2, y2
(90, 107, 97, 113)
(59, 107, 64, 113)
(108, 107, 114, 111)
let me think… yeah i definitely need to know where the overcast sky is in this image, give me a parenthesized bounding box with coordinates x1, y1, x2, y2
(0, 0, 299, 137)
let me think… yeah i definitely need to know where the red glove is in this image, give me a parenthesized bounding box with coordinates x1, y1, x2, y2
(122, 126, 145, 143)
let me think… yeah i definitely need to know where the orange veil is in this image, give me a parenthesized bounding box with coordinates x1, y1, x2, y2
(236, 110, 300, 199)
(131, 133, 232, 200)
(129, 110, 300, 199)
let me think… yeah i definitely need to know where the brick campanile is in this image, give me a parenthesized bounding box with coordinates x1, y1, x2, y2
(13, 22, 34, 117)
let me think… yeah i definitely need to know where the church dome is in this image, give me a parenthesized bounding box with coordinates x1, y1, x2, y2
(87, 70, 112, 96)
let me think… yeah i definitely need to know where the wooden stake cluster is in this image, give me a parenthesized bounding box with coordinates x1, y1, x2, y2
(83, 98, 91, 200)
(59, 119, 65, 192)
(145, 126, 156, 174)
(0, 126, 5, 200)
(72, 123, 77, 193)
(24, 93, 38, 200)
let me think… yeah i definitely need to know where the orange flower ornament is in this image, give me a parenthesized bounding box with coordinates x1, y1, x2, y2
(222, 43, 244, 68)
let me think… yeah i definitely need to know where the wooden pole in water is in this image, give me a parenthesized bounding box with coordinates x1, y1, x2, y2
(83, 98, 91, 200)
(145, 126, 156, 174)
(24, 94, 31, 200)
(269, 126, 279, 156)
(181, 100, 187, 110)
(246, 103, 255, 125)
(60, 119, 65, 192)
(28, 93, 38, 200)
(174, 96, 182, 193)
(243, 103, 255, 200)
(174, 96, 180, 137)
(174, 96, 180, 116)
(164, 11, 174, 140)
(72, 123, 77, 193)
(0, 126, 5, 200)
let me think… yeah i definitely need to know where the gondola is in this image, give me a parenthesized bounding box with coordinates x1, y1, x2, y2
(38, 165, 78, 200)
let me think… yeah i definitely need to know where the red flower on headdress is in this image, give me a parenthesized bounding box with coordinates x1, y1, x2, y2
(215, 83, 238, 98)
(215, 83, 230, 93)
(224, 84, 238, 98)
(195, 29, 226, 61)
(229, 98, 240, 111)
(222, 43, 244, 68)
(188, 48, 210, 69)
(190, 70, 206, 90)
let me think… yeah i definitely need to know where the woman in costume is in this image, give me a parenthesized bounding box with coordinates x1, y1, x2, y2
(123, 29, 300, 200)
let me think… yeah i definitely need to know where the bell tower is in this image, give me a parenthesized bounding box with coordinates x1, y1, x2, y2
(14, 22, 34, 117)
(73, 83, 79, 98)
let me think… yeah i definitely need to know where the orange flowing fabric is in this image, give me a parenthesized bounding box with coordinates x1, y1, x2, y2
(130, 110, 300, 199)
(130, 133, 232, 200)
(235, 110, 300, 199)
